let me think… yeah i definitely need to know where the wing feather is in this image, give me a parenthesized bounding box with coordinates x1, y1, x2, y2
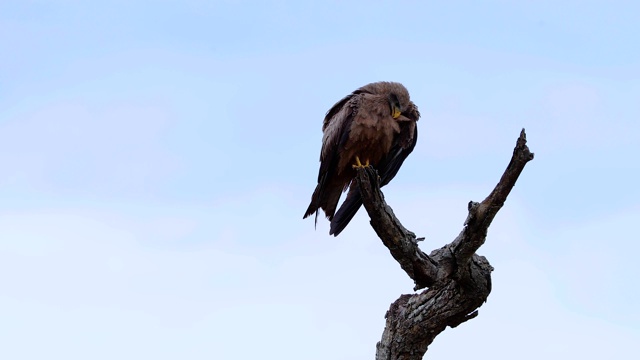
(303, 94, 360, 222)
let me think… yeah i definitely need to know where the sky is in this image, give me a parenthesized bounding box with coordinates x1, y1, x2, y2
(0, 0, 638, 359)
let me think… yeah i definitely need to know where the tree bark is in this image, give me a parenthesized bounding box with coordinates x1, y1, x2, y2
(356, 129, 534, 360)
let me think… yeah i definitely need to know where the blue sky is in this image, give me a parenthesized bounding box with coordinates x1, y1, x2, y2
(1, 1, 638, 359)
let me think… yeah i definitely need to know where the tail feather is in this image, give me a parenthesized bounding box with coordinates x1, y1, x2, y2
(319, 184, 343, 221)
(329, 185, 363, 236)
(304, 180, 344, 226)
(303, 184, 322, 226)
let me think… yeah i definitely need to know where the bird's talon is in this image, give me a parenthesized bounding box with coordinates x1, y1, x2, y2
(352, 156, 371, 169)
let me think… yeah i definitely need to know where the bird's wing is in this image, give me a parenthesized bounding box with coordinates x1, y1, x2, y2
(378, 120, 418, 186)
(319, 95, 357, 179)
(303, 94, 360, 222)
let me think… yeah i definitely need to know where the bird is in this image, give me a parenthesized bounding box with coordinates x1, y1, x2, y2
(303, 81, 420, 236)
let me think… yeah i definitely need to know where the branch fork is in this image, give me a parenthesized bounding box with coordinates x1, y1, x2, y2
(357, 129, 534, 360)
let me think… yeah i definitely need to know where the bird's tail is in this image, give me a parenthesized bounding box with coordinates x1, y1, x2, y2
(329, 185, 363, 236)
(303, 184, 322, 227)
(304, 180, 343, 228)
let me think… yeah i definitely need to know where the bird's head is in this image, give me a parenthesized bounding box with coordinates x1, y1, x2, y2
(356, 81, 419, 121)
(383, 83, 415, 121)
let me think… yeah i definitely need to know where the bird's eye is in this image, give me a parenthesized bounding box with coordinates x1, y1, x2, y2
(389, 94, 400, 108)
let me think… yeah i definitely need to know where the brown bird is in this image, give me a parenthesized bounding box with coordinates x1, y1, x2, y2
(303, 81, 420, 236)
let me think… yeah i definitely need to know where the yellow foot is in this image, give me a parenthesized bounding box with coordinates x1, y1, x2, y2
(352, 156, 371, 169)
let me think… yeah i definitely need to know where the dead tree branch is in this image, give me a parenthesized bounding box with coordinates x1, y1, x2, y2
(356, 129, 534, 360)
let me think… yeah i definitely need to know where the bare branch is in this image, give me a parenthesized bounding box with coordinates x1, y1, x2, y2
(356, 166, 438, 290)
(355, 129, 534, 360)
(451, 128, 534, 268)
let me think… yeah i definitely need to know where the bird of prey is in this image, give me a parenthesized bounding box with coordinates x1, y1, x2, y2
(303, 81, 420, 236)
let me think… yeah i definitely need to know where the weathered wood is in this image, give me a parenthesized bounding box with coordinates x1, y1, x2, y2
(355, 129, 534, 360)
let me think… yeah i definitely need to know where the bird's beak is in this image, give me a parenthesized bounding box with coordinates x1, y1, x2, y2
(392, 105, 402, 119)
